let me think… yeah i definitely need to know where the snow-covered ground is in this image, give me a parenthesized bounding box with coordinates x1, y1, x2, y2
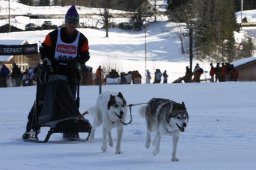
(1, 82, 256, 170)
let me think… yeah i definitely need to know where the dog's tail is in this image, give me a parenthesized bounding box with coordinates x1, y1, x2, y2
(83, 106, 96, 115)
(139, 105, 153, 131)
(139, 105, 147, 117)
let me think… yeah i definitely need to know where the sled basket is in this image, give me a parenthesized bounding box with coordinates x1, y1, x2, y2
(26, 68, 92, 143)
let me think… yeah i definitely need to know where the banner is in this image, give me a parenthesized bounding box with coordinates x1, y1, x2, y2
(0, 44, 38, 55)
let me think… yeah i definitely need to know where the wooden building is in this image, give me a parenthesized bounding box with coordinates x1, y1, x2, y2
(233, 56, 256, 81)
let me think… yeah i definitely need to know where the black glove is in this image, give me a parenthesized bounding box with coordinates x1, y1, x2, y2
(43, 58, 54, 73)
(39, 45, 49, 60)
(39, 44, 55, 65)
(78, 52, 90, 63)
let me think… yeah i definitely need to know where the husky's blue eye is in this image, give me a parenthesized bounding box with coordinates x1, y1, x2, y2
(115, 104, 118, 108)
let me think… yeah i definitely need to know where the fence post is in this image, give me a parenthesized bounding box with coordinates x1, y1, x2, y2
(98, 66, 102, 94)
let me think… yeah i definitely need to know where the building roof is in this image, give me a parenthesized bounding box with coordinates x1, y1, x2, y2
(232, 56, 256, 68)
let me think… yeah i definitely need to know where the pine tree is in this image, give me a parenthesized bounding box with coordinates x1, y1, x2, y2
(18, 0, 34, 5)
(194, 0, 238, 62)
(39, 0, 50, 6)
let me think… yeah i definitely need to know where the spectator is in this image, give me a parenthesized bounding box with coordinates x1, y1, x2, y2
(108, 69, 119, 78)
(22, 69, 31, 86)
(183, 66, 193, 83)
(222, 62, 231, 81)
(126, 71, 132, 84)
(145, 69, 151, 84)
(106, 69, 120, 84)
(10, 63, 22, 86)
(154, 69, 162, 83)
(132, 70, 142, 84)
(28, 67, 35, 81)
(95, 66, 102, 85)
(0, 64, 10, 87)
(215, 63, 222, 82)
(80, 65, 93, 85)
(192, 63, 203, 82)
(209, 63, 215, 82)
(220, 63, 227, 81)
(163, 70, 168, 83)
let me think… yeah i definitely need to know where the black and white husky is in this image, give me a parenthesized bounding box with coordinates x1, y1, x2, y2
(87, 91, 127, 154)
(140, 98, 189, 161)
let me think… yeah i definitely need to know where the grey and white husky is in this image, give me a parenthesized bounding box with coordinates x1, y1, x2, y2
(140, 98, 189, 161)
(87, 91, 127, 154)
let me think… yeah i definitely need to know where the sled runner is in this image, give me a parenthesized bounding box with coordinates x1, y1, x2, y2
(33, 106, 91, 142)
(24, 64, 91, 143)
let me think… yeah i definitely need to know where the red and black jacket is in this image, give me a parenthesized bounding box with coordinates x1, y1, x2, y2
(40, 27, 90, 65)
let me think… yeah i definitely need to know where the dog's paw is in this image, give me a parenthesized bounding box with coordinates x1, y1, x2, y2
(145, 140, 150, 149)
(88, 137, 93, 143)
(88, 136, 94, 143)
(171, 157, 179, 162)
(153, 149, 159, 156)
(108, 140, 113, 147)
(152, 138, 156, 147)
(115, 150, 122, 154)
(101, 145, 107, 152)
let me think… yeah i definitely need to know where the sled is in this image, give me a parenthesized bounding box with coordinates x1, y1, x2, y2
(172, 77, 184, 83)
(26, 65, 91, 143)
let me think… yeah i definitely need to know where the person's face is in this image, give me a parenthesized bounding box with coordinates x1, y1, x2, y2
(65, 23, 78, 34)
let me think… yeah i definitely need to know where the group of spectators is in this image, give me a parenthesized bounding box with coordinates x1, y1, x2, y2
(174, 63, 204, 83)
(142, 69, 169, 84)
(150, 69, 169, 84)
(0, 61, 240, 87)
(0, 63, 37, 87)
(174, 62, 239, 83)
(94, 68, 143, 85)
(209, 62, 239, 82)
(93, 67, 169, 85)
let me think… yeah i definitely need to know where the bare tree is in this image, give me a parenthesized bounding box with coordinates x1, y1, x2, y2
(100, 0, 111, 37)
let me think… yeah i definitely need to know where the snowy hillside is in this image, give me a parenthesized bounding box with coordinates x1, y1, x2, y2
(0, 20, 204, 83)
(0, 0, 131, 29)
